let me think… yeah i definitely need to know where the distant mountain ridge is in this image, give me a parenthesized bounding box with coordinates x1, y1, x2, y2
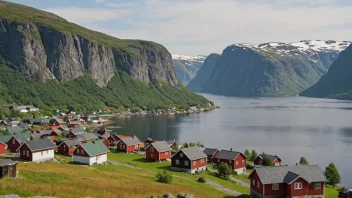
(187, 40, 351, 96)
(172, 55, 206, 85)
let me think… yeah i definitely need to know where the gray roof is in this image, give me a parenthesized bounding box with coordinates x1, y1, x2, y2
(120, 136, 141, 146)
(0, 159, 16, 167)
(29, 118, 43, 123)
(257, 154, 280, 162)
(13, 134, 31, 143)
(179, 147, 206, 160)
(71, 127, 85, 133)
(62, 139, 81, 147)
(253, 165, 327, 185)
(75, 133, 98, 141)
(24, 138, 57, 151)
(203, 148, 218, 156)
(214, 150, 243, 160)
(149, 141, 172, 152)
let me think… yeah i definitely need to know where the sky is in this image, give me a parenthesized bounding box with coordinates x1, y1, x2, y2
(7, 0, 352, 56)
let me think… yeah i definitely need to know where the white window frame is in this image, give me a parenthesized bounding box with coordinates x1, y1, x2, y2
(242, 160, 245, 164)
(193, 161, 196, 165)
(150, 147, 154, 152)
(165, 152, 168, 156)
(257, 181, 260, 188)
(314, 183, 321, 189)
(236, 161, 238, 165)
(180, 153, 183, 157)
(175, 159, 179, 165)
(184, 161, 188, 166)
(26, 151, 29, 157)
(294, 182, 302, 189)
(135, 145, 138, 149)
(253, 179, 255, 186)
(272, 183, 279, 190)
(12, 139, 15, 144)
(201, 159, 204, 163)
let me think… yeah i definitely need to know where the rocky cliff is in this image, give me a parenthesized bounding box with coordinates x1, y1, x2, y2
(172, 55, 206, 85)
(301, 44, 352, 99)
(0, 1, 178, 88)
(187, 40, 351, 96)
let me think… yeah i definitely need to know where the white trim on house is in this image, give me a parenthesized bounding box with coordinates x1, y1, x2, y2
(72, 154, 107, 165)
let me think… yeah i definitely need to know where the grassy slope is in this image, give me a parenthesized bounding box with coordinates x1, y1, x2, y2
(0, 162, 228, 198)
(0, 58, 210, 113)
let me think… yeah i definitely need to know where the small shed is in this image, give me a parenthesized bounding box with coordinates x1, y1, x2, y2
(0, 159, 17, 178)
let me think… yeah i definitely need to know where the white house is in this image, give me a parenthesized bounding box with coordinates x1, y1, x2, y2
(72, 141, 110, 165)
(18, 138, 57, 162)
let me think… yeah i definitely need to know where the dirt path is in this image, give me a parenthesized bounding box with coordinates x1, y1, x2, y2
(108, 160, 241, 196)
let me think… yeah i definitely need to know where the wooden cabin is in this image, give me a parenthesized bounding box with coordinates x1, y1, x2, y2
(0, 159, 17, 179)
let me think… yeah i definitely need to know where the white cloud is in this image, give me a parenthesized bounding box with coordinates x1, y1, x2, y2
(45, 7, 128, 24)
(46, 0, 352, 55)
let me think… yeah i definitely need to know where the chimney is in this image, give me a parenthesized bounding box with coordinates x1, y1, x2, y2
(132, 134, 135, 138)
(230, 148, 232, 151)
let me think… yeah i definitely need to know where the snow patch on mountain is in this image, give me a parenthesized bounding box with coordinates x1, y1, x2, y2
(172, 55, 206, 63)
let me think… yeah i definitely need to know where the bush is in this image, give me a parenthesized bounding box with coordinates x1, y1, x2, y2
(198, 176, 206, 183)
(218, 162, 232, 180)
(246, 164, 254, 170)
(156, 170, 173, 184)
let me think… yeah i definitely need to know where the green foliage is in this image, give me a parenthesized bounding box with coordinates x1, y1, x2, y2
(198, 176, 206, 183)
(0, 58, 209, 113)
(250, 150, 258, 161)
(263, 157, 274, 166)
(156, 170, 173, 184)
(244, 149, 251, 159)
(172, 143, 179, 152)
(325, 162, 341, 187)
(181, 142, 204, 149)
(218, 162, 232, 180)
(299, 157, 309, 165)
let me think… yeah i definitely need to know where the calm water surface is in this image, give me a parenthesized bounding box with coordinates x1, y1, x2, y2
(110, 94, 352, 186)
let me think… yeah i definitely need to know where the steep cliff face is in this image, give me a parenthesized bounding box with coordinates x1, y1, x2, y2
(301, 44, 352, 99)
(187, 41, 350, 96)
(187, 53, 221, 92)
(0, 1, 179, 88)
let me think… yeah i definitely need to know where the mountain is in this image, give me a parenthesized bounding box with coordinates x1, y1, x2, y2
(172, 55, 206, 85)
(0, 1, 210, 112)
(187, 40, 351, 96)
(300, 44, 352, 99)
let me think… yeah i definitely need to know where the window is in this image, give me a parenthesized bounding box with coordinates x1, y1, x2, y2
(120, 145, 122, 149)
(151, 154, 154, 158)
(23, 151, 25, 155)
(135, 145, 138, 149)
(41, 151, 43, 156)
(272, 184, 279, 190)
(229, 160, 232, 164)
(294, 182, 302, 189)
(46, 150, 48, 154)
(165, 152, 168, 156)
(253, 179, 255, 186)
(242, 160, 245, 164)
(176, 159, 179, 165)
(81, 150, 84, 154)
(12, 139, 15, 144)
(201, 159, 204, 163)
(26, 151, 29, 157)
(180, 153, 183, 157)
(257, 181, 260, 188)
(123, 145, 125, 149)
(77, 149, 80, 153)
(314, 183, 321, 189)
(193, 161, 196, 165)
(184, 161, 189, 166)
(150, 147, 154, 152)
(236, 161, 238, 165)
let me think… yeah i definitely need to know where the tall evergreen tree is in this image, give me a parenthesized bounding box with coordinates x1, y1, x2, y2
(325, 162, 341, 187)
(244, 149, 251, 159)
(250, 149, 258, 161)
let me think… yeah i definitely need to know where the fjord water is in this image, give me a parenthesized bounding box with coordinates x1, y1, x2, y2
(110, 94, 352, 186)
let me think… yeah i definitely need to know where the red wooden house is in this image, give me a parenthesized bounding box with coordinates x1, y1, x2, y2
(112, 134, 131, 142)
(116, 136, 141, 153)
(171, 146, 207, 173)
(145, 141, 172, 161)
(96, 127, 111, 136)
(254, 154, 282, 167)
(18, 138, 57, 162)
(57, 139, 81, 156)
(203, 148, 219, 163)
(7, 134, 30, 153)
(52, 118, 66, 126)
(166, 139, 177, 148)
(249, 165, 326, 198)
(67, 128, 85, 138)
(0, 141, 7, 154)
(144, 137, 159, 149)
(213, 149, 247, 175)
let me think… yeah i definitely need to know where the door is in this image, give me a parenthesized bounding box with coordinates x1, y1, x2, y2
(7, 166, 13, 178)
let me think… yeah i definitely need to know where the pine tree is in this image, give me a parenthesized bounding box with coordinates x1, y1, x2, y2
(299, 157, 309, 165)
(244, 149, 251, 159)
(325, 162, 341, 187)
(250, 149, 258, 161)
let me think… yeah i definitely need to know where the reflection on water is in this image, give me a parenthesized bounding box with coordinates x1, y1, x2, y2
(110, 95, 352, 186)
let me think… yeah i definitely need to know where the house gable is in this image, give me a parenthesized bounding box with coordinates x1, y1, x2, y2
(72, 145, 89, 157)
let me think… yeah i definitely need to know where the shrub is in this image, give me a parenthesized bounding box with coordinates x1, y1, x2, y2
(198, 176, 206, 183)
(156, 170, 173, 184)
(246, 164, 254, 170)
(218, 162, 232, 180)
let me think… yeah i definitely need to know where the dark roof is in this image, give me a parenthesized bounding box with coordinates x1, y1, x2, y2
(257, 154, 279, 162)
(176, 147, 206, 160)
(29, 118, 43, 123)
(214, 150, 243, 160)
(253, 165, 327, 185)
(54, 118, 66, 124)
(23, 138, 57, 151)
(0, 159, 16, 167)
(0, 135, 12, 144)
(71, 127, 85, 134)
(120, 136, 141, 146)
(13, 134, 31, 143)
(6, 126, 24, 134)
(75, 133, 98, 141)
(149, 141, 172, 152)
(79, 141, 110, 156)
(203, 148, 218, 156)
(61, 139, 81, 147)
